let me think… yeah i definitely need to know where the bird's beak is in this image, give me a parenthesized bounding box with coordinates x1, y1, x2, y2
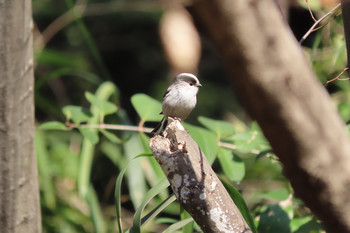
(197, 83, 202, 87)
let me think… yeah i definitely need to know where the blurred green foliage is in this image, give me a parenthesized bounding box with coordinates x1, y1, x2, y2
(34, 0, 350, 232)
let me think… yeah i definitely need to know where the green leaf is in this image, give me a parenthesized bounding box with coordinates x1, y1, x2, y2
(138, 132, 152, 153)
(198, 116, 235, 138)
(115, 153, 153, 233)
(35, 130, 56, 210)
(163, 218, 194, 233)
(218, 148, 245, 183)
(39, 121, 68, 130)
(256, 149, 274, 161)
(221, 178, 258, 233)
(78, 127, 99, 145)
(138, 133, 167, 192)
(232, 122, 270, 152)
(258, 204, 291, 233)
(78, 82, 119, 199)
(124, 133, 148, 209)
(184, 123, 218, 165)
(86, 186, 107, 233)
(155, 218, 178, 224)
(100, 141, 125, 168)
(291, 217, 323, 233)
(260, 189, 290, 202)
(338, 102, 350, 123)
(85, 91, 117, 116)
(136, 194, 176, 229)
(131, 93, 162, 122)
(62, 105, 92, 124)
(99, 129, 121, 143)
(297, 0, 322, 11)
(180, 208, 194, 233)
(129, 178, 170, 233)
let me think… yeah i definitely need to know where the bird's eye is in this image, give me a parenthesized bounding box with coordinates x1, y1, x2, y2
(190, 82, 194, 86)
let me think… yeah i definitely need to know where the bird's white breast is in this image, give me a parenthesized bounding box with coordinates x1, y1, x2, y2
(162, 85, 198, 120)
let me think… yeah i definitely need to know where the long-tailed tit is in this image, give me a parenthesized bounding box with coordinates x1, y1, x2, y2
(152, 73, 202, 135)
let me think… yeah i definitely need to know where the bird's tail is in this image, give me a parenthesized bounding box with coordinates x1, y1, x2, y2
(151, 117, 168, 136)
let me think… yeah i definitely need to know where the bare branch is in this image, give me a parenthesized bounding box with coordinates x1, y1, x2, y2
(306, 0, 317, 22)
(325, 67, 349, 85)
(299, 3, 341, 44)
(65, 122, 153, 133)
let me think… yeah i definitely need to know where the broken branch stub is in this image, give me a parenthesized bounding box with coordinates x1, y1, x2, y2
(149, 119, 251, 233)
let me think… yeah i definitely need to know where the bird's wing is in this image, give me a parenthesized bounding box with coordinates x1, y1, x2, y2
(163, 89, 170, 98)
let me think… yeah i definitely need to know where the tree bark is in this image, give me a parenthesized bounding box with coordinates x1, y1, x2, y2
(149, 119, 252, 233)
(188, 0, 350, 232)
(341, 0, 350, 75)
(0, 0, 42, 232)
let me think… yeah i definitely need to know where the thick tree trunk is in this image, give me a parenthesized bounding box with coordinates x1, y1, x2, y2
(188, 0, 350, 232)
(0, 1, 42, 232)
(342, 0, 350, 75)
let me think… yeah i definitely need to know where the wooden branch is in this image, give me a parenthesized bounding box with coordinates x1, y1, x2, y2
(300, 3, 341, 44)
(149, 119, 252, 233)
(188, 0, 350, 232)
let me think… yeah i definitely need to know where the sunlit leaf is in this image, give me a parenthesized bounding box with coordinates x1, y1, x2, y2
(163, 218, 194, 233)
(259, 189, 290, 202)
(124, 133, 148, 208)
(115, 153, 153, 233)
(256, 149, 274, 161)
(131, 93, 162, 122)
(99, 129, 121, 143)
(155, 218, 178, 224)
(77, 82, 118, 199)
(184, 123, 218, 164)
(39, 121, 68, 130)
(198, 116, 235, 138)
(135, 194, 176, 231)
(128, 178, 169, 233)
(218, 148, 245, 183)
(78, 127, 99, 145)
(338, 102, 350, 123)
(232, 122, 270, 152)
(291, 217, 323, 233)
(297, 0, 322, 11)
(62, 105, 92, 124)
(85, 91, 117, 116)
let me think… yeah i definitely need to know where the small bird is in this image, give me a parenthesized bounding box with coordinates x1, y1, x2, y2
(152, 73, 202, 135)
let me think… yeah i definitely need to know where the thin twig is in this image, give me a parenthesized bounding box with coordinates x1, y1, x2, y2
(67, 122, 263, 154)
(218, 141, 237, 150)
(306, 0, 317, 22)
(300, 3, 341, 44)
(325, 67, 349, 85)
(312, 16, 333, 31)
(218, 141, 260, 155)
(65, 122, 153, 133)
